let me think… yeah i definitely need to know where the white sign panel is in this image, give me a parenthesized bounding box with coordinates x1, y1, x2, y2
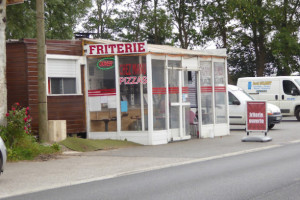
(85, 42, 148, 56)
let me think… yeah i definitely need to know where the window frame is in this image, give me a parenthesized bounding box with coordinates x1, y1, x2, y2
(46, 54, 85, 96)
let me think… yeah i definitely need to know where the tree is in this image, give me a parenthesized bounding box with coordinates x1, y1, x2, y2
(201, 0, 234, 49)
(165, 0, 201, 49)
(230, 0, 272, 76)
(6, 0, 92, 39)
(270, 0, 300, 75)
(6, 0, 36, 39)
(0, 0, 7, 127)
(82, 0, 122, 40)
(116, 0, 151, 42)
(143, 1, 173, 44)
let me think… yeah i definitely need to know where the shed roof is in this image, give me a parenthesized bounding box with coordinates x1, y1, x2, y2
(83, 39, 227, 58)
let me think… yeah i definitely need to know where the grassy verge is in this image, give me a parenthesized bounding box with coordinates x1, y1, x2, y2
(7, 135, 61, 161)
(59, 137, 141, 152)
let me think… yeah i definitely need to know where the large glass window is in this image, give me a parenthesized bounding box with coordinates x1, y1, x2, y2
(200, 61, 213, 125)
(119, 56, 148, 131)
(214, 62, 227, 124)
(152, 59, 166, 130)
(183, 71, 191, 136)
(168, 60, 180, 129)
(87, 57, 117, 132)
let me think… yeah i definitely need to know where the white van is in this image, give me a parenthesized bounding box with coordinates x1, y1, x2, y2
(228, 85, 282, 129)
(237, 76, 300, 121)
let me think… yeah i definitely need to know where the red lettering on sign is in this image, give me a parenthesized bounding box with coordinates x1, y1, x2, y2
(117, 44, 124, 53)
(97, 45, 104, 54)
(89, 45, 96, 54)
(104, 45, 108, 54)
(125, 43, 132, 53)
(108, 44, 116, 53)
(119, 76, 148, 85)
(125, 64, 131, 75)
(133, 43, 137, 52)
(137, 42, 146, 52)
(120, 63, 147, 76)
(99, 61, 113, 67)
(86, 42, 147, 55)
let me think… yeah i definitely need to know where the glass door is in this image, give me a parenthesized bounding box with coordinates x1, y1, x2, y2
(168, 60, 190, 140)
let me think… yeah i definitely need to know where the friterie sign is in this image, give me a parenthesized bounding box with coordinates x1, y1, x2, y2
(246, 101, 267, 132)
(85, 42, 147, 56)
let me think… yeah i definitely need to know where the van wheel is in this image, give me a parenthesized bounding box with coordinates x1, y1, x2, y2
(296, 108, 300, 121)
(268, 124, 275, 130)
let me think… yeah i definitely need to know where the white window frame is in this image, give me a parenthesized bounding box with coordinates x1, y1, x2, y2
(46, 54, 85, 96)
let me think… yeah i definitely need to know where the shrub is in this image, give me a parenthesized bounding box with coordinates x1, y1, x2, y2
(0, 103, 32, 148)
(0, 103, 60, 161)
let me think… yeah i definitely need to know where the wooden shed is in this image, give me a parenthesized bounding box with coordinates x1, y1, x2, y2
(6, 39, 86, 135)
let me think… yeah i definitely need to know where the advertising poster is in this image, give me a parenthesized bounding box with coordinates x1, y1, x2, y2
(246, 101, 267, 132)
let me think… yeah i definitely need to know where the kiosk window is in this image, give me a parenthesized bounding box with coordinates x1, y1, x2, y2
(119, 56, 148, 131)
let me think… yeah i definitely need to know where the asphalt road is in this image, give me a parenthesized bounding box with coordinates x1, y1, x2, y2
(5, 140, 300, 200)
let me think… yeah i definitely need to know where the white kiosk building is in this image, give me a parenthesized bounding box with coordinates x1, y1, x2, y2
(83, 39, 229, 145)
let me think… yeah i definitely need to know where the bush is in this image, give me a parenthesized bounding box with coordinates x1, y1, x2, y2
(0, 103, 32, 148)
(0, 103, 60, 161)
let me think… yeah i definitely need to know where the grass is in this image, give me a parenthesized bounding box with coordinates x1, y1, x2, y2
(59, 137, 141, 152)
(7, 135, 61, 161)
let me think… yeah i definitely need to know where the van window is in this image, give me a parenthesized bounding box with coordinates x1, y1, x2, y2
(295, 79, 300, 87)
(228, 92, 239, 105)
(283, 80, 298, 95)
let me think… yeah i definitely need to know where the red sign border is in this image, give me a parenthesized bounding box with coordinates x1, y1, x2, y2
(246, 101, 267, 133)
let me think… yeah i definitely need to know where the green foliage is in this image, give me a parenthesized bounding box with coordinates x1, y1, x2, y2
(82, 0, 121, 40)
(6, 0, 92, 39)
(165, 0, 201, 49)
(6, 0, 36, 39)
(201, 0, 233, 49)
(0, 103, 32, 148)
(143, 8, 173, 45)
(116, 0, 152, 42)
(45, 0, 92, 39)
(5, 0, 300, 78)
(0, 103, 60, 161)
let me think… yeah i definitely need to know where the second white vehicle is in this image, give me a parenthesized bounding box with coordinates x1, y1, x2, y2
(228, 85, 282, 129)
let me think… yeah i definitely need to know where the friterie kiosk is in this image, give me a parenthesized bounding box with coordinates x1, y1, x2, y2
(83, 39, 229, 145)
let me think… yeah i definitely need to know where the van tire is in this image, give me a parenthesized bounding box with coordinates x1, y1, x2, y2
(296, 108, 300, 121)
(268, 124, 275, 130)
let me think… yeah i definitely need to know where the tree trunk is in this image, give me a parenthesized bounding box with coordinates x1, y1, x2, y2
(153, 0, 158, 44)
(0, 0, 7, 126)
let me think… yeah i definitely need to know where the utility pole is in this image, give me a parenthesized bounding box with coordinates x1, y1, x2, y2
(36, 0, 48, 142)
(0, 0, 7, 127)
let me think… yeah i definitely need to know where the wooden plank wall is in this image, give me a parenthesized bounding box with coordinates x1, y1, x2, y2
(6, 39, 86, 135)
(6, 42, 29, 109)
